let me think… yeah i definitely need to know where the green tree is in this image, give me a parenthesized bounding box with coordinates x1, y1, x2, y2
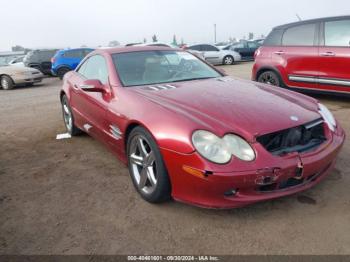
(152, 34, 158, 42)
(248, 32, 254, 40)
(172, 35, 178, 46)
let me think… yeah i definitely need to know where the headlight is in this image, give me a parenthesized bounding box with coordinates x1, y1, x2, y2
(318, 103, 336, 132)
(192, 130, 255, 164)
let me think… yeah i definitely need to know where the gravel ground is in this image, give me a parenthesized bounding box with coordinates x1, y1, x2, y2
(0, 62, 349, 255)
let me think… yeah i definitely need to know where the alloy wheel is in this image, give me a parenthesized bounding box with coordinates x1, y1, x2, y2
(129, 135, 158, 195)
(224, 56, 233, 65)
(62, 99, 72, 132)
(259, 72, 279, 86)
(1, 78, 9, 89)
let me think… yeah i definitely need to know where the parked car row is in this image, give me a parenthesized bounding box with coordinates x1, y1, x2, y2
(0, 48, 95, 89)
(127, 42, 247, 65)
(221, 40, 261, 61)
(187, 44, 242, 65)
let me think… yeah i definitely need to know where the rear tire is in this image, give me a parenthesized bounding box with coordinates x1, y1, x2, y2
(257, 71, 281, 87)
(1, 76, 14, 90)
(127, 126, 171, 203)
(61, 95, 83, 136)
(223, 55, 234, 65)
(57, 67, 71, 80)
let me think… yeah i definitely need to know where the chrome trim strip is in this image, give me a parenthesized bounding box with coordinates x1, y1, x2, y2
(289, 75, 317, 83)
(109, 125, 122, 140)
(304, 119, 324, 129)
(289, 75, 350, 87)
(318, 78, 350, 87)
(148, 86, 159, 91)
(288, 85, 350, 95)
(156, 85, 168, 90)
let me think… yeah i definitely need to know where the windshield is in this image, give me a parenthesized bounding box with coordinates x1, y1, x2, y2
(112, 50, 221, 87)
(0, 56, 17, 66)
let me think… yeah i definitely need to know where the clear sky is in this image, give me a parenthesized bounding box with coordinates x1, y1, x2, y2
(1, 0, 349, 51)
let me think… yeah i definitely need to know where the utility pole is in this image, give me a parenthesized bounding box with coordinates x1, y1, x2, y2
(214, 24, 217, 43)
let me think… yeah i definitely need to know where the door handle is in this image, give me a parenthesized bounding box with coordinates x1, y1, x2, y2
(274, 51, 285, 55)
(320, 52, 335, 57)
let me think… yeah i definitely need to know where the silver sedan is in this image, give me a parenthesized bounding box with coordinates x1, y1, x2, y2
(187, 44, 241, 65)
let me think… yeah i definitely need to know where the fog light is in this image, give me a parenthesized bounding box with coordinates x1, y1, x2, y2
(224, 189, 238, 197)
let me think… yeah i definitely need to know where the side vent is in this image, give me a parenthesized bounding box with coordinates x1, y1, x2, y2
(110, 125, 122, 140)
(146, 84, 177, 91)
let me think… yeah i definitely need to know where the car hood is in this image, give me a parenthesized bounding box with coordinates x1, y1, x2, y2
(133, 77, 321, 141)
(0, 65, 40, 74)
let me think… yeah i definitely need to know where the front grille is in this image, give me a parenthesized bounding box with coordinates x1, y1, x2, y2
(257, 118, 326, 156)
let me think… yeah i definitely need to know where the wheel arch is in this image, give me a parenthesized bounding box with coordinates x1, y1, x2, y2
(0, 74, 15, 84)
(124, 121, 158, 153)
(255, 66, 286, 87)
(57, 64, 72, 71)
(59, 90, 66, 102)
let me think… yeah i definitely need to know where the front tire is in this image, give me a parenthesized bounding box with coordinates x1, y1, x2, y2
(61, 95, 82, 136)
(1, 76, 14, 90)
(257, 71, 281, 87)
(127, 126, 171, 203)
(223, 55, 234, 65)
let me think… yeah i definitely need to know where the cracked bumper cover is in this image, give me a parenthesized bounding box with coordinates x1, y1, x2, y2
(161, 125, 345, 209)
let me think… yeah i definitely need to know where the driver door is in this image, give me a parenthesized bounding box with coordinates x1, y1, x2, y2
(70, 55, 111, 140)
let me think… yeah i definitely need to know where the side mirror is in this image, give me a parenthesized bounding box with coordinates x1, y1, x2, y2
(80, 79, 107, 93)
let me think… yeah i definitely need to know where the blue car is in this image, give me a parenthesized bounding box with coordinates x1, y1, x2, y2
(51, 48, 94, 79)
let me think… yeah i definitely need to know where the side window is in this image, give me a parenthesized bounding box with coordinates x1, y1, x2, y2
(202, 45, 219, 51)
(64, 50, 84, 58)
(189, 45, 201, 51)
(232, 43, 245, 49)
(282, 23, 316, 46)
(248, 42, 258, 48)
(83, 49, 93, 56)
(79, 55, 109, 84)
(41, 51, 56, 61)
(325, 19, 350, 47)
(264, 29, 283, 46)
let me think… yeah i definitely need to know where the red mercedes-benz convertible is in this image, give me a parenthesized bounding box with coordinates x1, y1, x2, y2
(60, 46, 345, 208)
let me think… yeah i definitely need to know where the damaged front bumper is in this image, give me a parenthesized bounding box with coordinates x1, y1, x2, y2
(161, 124, 345, 209)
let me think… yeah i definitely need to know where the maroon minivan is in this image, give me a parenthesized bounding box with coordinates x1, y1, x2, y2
(253, 16, 350, 95)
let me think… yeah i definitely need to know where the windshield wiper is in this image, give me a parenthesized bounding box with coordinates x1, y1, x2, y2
(171, 77, 216, 83)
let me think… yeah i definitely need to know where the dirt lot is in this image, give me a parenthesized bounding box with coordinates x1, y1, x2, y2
(1, 62, 349, 255)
